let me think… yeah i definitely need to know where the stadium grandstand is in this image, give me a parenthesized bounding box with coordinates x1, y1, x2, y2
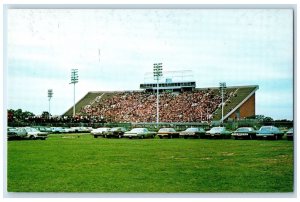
(63, 70, 258, 123)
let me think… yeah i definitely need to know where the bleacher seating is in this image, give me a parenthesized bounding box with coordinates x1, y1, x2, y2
(63, 86, 257, 123)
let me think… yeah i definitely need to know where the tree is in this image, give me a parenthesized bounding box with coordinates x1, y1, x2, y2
(23, 111, 35, 119)
(246, 115, 265, 122)
(263, 116, 274, 122)
(14, 109, 23, 120)
(7, 108, 35, 123)
(41, 111, 50, 119)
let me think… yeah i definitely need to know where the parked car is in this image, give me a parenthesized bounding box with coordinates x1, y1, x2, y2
(205, 127, 231, 139)
(35, 127, 53, 133)
(23, 127, 48, 140)
(256, 126, 284, 140)
(104, 127, 127, 138)
(51, 127, 66, 133)
(157, 128, 179, 139)
(286, 128, 293, 141)
(123, 128, 156, 139)
(231, 127, 257, 140)
(71, 127, 91, 133)
(62, 127, 76, 133)
(7, 127, 27, 140)
(91, 127, 111, 138)
(179, 127, 206, 139)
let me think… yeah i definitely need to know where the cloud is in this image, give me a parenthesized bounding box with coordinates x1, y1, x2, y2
(6, 9, 294, 120)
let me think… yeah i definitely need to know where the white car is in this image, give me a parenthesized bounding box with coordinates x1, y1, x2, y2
(51, 127, 66, 133)
(91, 127, 111, 138)
(7, 127, 27, 140)
(205, 127, 231, 139)
(23, 127, 48, 140)
(62, 127, 76, 133)
(123, 128, 156, 139)
(71, 127, 92, 133)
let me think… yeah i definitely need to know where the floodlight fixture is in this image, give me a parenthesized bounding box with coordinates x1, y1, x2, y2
(48, 89, 53, 117)
(70, 69, 79, 117)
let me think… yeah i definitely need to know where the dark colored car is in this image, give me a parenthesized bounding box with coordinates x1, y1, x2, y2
(231, 127, 256, 140)
(157, 128, 179, 139)
(286, 128, 293, 141)
(104, 127, 127, 138)
(179, 127, 206, 139)
(205, 127, 231, 139)
(256, 126, 284, 140)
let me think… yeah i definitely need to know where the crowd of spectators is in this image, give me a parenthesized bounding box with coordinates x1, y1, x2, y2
(8, 89, 234, 126)
(79, 89, 231, 123)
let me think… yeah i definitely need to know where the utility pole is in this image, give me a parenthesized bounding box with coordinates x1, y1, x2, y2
(70, 69, 79, 117)
(153, 63, 163, 128)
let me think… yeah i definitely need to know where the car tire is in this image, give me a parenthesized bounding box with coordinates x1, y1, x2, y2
(274, 135, 278, 140)
(118, 135, 122, 139)
(140, 135, 144, 139)
(169, 135, 172, 139)
(29, 135, 35, 140)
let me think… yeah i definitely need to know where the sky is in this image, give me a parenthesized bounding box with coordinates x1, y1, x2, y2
(5, 8, 294, 120)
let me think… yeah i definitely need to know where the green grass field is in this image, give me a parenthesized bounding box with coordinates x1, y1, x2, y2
(7, 134, 294, 192)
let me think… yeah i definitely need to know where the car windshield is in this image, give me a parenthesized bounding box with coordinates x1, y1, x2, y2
(130, 128, 146, 133)
(287, 128, 293, 133)
(185, 128, 198, 132)
(159, 128, 175, 132)
(8, 128, 18, 132)
(210, 127, 224, 132)
(111, 127, 121, 131)
(236, 128, 251, 132)
(259, 126, 273, 132)
(97, 128, 109, 131)
(25, 128, 38, 132)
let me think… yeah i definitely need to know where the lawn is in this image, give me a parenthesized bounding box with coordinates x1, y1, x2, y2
(7, 134, 294, 192)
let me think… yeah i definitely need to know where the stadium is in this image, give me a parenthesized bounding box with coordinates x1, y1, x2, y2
(6, 8, 294, 194)
(63, 70, 259, 126)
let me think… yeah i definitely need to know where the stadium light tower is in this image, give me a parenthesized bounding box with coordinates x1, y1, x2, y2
(48, 89, 53, 118)
(219, 82, 227, 124)
(70, 69, 79, 117)
(153, 63, 163, 127)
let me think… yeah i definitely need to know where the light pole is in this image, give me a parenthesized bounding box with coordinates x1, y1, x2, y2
(48, 89, 53, 118)
(70, 69, 79, 117)
(219, 82, 227, 124)
(153, 63, 163, 127)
